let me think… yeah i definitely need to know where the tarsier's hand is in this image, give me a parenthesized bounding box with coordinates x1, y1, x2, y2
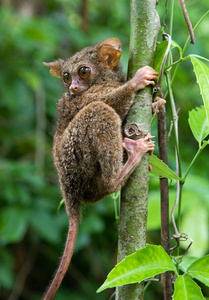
(130, 66, 159, 91)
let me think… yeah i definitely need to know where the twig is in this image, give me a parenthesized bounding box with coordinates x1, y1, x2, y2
(157, 91, 172, 300)
(162, 0, 169, 32)
(166, 73, 182, 251)
(179, 0, 195, 44)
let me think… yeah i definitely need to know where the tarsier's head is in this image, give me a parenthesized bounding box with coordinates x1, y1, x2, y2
(44, 38, 124, 96)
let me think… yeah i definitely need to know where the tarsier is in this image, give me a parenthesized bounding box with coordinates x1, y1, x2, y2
(43, 38, 163, 299)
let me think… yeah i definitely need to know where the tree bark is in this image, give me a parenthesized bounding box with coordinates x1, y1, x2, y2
(116, 1, 160, 299)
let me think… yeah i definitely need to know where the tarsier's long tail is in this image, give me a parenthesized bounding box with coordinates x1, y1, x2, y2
(43, 216, 78, 300)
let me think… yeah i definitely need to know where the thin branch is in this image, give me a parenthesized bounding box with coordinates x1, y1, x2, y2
(165, 73, 182, 253)
(157, 91, 172, 300)
(179, 0, 195, 44)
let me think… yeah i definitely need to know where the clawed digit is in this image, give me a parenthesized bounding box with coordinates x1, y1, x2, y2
(123, 133, 155, 157)
(152, 97, 166, 114)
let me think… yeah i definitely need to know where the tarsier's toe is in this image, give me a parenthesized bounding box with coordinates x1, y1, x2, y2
(152, 97, 166, 114)
(144, 133, 155, 140)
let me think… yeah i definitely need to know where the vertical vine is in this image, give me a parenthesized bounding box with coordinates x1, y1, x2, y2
(116, 1, 160, 299)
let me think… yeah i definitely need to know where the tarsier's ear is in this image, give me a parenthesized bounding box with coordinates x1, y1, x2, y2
(43, 60, 64, 78)
(97, 38, 122, 70)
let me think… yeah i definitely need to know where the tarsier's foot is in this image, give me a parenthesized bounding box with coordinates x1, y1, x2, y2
(123, 133, 155, 161)
(122, 133, 155, 174)
(112, 133, 155, 190)
(152, 96, 166, 114)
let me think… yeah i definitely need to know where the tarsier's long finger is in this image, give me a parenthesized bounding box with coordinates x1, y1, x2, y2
(145, 66, 159, 75)
(145, 73, 159, 81)
(146, 141, 155, 147)
(155, 97, 166, 108)
(149, 149, 154, 156)
(147, 144, 155, 150)
(145, 76, 159, 83)
(149, 80, 157, 86)
(144, 79, 156, 86)
(148, 142, 155, 155)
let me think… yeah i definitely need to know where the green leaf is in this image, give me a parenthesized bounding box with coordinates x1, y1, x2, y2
(97, 244, 177, 293)
(57, 198, 65, 214)
(149, 155, 182, 180)
(179, 256, 199, 273)
(190, 56, 209, 127)
(188, 106, 209, 144)
(186, 255, 209, 287)
(173, 275, 205, 300)
(0, 207, 28, 244)
(0, 249, 15, 289)
(170, 40, 182, 57)
(29, 208, 61, 244)
(154, 40, 169, 73)
(154, 39, 182, 73)
(180, 204, 208, 257)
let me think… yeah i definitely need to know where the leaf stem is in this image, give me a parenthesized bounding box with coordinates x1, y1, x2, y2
(165, 74, 182, 179)
(166, 54, 209, 71)
(112, 192, 120, 221)
(165, 55, 190, 70)
(183, 141, 208, 181)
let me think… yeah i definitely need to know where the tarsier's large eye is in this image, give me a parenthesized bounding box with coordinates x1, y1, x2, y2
(63, 72, 72, 85)
(78, 67, 91, 79)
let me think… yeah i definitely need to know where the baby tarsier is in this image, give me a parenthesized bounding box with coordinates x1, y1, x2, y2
(43, 38, 163, 299)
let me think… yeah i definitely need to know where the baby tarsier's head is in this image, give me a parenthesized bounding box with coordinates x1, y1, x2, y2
(44, 38, 126, 96)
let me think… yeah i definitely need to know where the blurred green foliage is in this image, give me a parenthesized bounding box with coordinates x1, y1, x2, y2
(0, 0, 209, 299)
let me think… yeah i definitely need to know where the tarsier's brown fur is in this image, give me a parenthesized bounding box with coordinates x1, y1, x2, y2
(43, 38, 162, 299)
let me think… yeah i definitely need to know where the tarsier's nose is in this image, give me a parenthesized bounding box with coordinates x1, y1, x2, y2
(70, 85, 78, 94)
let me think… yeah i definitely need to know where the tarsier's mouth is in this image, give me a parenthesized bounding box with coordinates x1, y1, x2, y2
(70, 90, 80, 96)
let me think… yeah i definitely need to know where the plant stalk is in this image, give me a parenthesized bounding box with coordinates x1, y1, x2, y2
(183, 141, 208, 181)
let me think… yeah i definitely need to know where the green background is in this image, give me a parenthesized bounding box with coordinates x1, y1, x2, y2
(0, 0, 209, 299)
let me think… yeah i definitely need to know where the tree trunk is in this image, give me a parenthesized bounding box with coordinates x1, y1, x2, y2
(116, 1, 160, 299)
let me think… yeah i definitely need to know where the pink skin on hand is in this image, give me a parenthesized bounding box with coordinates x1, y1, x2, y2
(130, 66, 159, 92)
